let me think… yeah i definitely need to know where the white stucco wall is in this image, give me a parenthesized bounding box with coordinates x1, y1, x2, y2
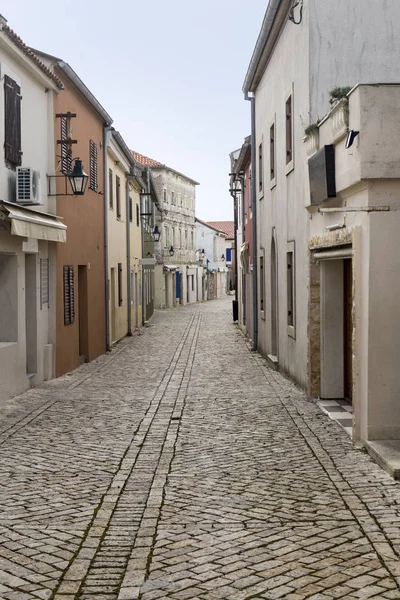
(309, 0, 400, 121)
(0, 36, 58, 400)
(254, 4, 310, 387)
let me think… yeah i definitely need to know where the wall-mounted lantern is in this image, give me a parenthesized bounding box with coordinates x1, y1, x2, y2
(169, 246, 174, 256)
(221, 254, 225, 262)
(152, 225, 161, 242)
(68, 159, 88, 195)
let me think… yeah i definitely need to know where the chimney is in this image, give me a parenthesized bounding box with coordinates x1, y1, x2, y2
(0, 15, 8, 29)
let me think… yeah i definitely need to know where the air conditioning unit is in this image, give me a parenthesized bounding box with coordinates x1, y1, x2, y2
(16, 167, 41, 205)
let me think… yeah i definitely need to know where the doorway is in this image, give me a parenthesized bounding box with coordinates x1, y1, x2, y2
(78, 266, 89, 363)
(25, 254, 37, 375)
(110, 268, 116, 343)
(320, 258, 353, 401)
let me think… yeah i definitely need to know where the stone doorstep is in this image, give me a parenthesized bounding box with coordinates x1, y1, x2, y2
(267, 354, 279, 371)
(365, 440, 400, 479)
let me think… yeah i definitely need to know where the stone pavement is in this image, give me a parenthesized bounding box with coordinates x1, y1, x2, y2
(1, 298, 400, 600)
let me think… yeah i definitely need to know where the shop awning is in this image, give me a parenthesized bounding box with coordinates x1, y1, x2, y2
(0, 201, 66, 243)
(164, 264, 178, 272)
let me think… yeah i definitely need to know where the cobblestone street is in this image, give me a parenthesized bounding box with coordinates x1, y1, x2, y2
(1, 297, 400, 600)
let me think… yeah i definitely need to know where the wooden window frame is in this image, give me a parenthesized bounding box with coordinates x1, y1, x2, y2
(270, 121, 276, 185)
(116, 176, 121, 219)
(287, 241, 296, 338)
(259, 250, 265, 319)
(63, 265, 75, 325)
(40, 258, 50, 308)
(118, 262, 123, 307)
(285, 93, 294, 171)
(258, 142, 263, 195)
(109, 168, 113, 209)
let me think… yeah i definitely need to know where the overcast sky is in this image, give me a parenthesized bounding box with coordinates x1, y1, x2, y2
(4, 0, 266, 221)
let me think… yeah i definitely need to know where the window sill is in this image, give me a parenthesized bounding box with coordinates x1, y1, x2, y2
(270, 178, 276, 190)
(285, 160, 294, 176)
(258, 193, 264, 201)
(288, 324, 296, 339)
(260, 309, 265, 320)
(0, 341, 17, 349)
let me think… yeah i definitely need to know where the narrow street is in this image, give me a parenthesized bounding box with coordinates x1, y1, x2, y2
(1, 297, 400, 600)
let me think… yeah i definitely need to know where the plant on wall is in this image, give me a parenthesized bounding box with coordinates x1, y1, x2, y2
(329, 86, 352, 106)
(304, 121, 321, 136)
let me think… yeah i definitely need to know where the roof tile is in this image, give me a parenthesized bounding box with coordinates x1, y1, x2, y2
(206, 221, 235, 239)
(1, 20, 64, 89)
(131, 151, 163, 167)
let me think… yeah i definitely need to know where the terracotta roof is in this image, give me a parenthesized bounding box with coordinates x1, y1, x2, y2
(196, 218, 228, 236)
(1, 18, 64, 90)
(131, 151, 163, 167)
(206, 221, 235, 239)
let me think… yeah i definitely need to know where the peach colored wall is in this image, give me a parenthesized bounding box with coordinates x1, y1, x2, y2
(53, 67, 106, 377)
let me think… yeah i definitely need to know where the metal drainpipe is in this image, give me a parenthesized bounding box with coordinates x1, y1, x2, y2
(103, 125, 112, 351)
(245, 92, 258, 351)
(126, 174, 135, 336)
(141, 169, 150, 326)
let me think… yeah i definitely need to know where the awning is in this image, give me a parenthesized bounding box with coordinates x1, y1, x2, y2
(140, 257, 156, 267)
(0, 201, 66, 243)
(240, 242, 249, 254)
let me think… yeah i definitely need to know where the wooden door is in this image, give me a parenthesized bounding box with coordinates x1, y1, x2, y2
(343, 259, 353, 402)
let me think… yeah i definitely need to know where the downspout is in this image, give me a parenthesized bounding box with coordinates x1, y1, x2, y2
(245, 92, 258, 351)
(103, 124, 112, 351)
(126, 174, 135, 336)
(141, 169, 150, 326)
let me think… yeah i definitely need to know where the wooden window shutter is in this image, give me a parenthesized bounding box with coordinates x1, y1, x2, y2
(89, 140, 98, 191)
(118, 263, 123, 306)
(116, 176, 121, 219)
(129, 197, 133, 222)
(286, 96, 293, 164)
(60, 117, 72, 174)
(4, 75, 22, 167)
(136, 204, 139, 227)
(63, 265, 75, 325)
(109, 168, 113, 208)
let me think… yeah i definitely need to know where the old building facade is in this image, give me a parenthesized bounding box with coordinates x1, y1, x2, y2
(133, 153, 198, 309)
(0, 18, 65, 401)
(243, 0, 400, 460)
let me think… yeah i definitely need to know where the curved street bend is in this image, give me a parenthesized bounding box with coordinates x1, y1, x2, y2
(1, 297, 400, 600)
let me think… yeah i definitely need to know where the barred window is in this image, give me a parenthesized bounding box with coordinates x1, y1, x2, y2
(89, 140, 98, 191)
(63, 265, 75, 325)
(61, 117, 72, 175)
(40, 259, 49, 308)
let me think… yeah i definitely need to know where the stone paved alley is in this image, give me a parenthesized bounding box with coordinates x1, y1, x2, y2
(1, 298, 400, 600)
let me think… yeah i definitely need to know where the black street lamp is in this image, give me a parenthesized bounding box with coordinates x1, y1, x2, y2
(152, 225, 161, 242)
(169, 246, 174, 256)
(68, 159, 88, 195)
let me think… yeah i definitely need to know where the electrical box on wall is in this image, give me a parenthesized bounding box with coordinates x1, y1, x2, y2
(308, 145, 336, 206)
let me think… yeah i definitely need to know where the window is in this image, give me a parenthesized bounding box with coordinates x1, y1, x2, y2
(171, 191, 175, 205)
(185, 229, 188, 248)
(190, 230, 194, 249)
(163, 188, 167, 202)
(260, 253, 265, 314)
(4, 75, 22, 167)
(116, 176, 121, 219)
(61, 117, 72, 175)
(40, 259, 49, 308)
(172, 227, 175, 247)
(286, 95, 293, 164)
(89, 140, 98, 191)
(164, 226, 168, 247)
(129, 197, 133, 223)
(118, 263, 123, 306)
(270, 123, 275, 181)
(179, 228, 182, 248)
(63, 265, 75, 325)
(258, 143, 263, 193)
(109, 169, 113, 209)
(287, 241, 296, 336)
(136, 203, 140, 227)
